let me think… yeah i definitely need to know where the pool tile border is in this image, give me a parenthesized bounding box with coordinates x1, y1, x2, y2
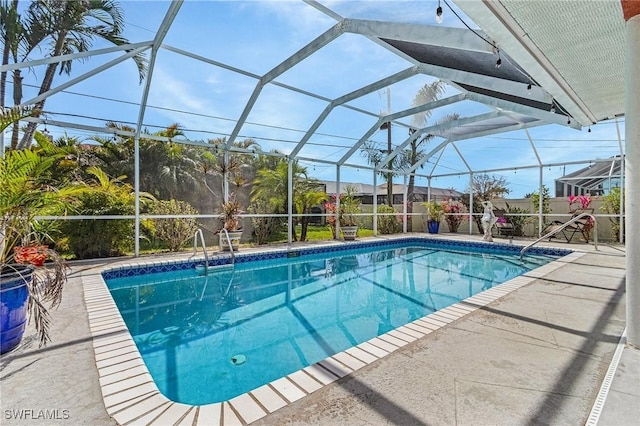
(82, 238, 581, 425)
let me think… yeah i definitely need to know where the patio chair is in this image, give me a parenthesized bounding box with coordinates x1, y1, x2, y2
(492, 209, 515, 238)
(543, 208, 594, 243)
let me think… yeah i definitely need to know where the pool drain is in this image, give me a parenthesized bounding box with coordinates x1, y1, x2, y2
(231, 354, 246, 365)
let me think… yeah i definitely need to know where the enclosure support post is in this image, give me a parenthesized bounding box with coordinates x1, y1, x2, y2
(469, 173, 474, 235)
(615, 118, 625, 243)
(403, 174, 408, 233)
(223, 151, 230, 203)
(539, 166, 544, 237)
(623, 2, 640, 347)
(336, 165, 341, 240)
(287, 159, 293, 246)
(373, 171, 378, 236)
(134, 137, 140, 257)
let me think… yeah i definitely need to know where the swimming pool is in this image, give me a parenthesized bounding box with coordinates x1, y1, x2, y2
(103, 238, 568, 406)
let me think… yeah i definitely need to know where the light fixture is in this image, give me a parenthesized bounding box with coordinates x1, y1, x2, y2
(436, 0, 443, 24)
(527, 83, 532, 94)
(567, 118, 571, 125)
(550, 106, 556, 113)
(495, 50, 502, 68)
(588, 127, 592, 133)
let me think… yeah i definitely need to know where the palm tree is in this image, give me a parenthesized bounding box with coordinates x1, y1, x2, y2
(205, 137, 259, 199)
(406, 81, 447, 201)
(3, 0, 147, 149)
(251, 157, 319, 242)
(294, 179, 327, 242)
(360, 141, 405, 207)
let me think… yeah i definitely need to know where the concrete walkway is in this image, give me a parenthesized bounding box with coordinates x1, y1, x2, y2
(1, 236, 636, 425)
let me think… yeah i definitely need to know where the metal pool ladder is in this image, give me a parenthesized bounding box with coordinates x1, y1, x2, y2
(519, 212, 598, 261)
(193, 228, 209, 275)
(218, 229, 237, 296)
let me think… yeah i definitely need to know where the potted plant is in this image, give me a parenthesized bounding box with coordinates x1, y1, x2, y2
(0, 136, 80, 353)
(338, 185, 361, 241)
(421, 201, 444, 234)
(218, 193, 243, 251)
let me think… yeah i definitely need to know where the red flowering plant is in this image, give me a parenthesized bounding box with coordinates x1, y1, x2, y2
(568, 195, 592, 210)
(441, 199, 466, 233)
(325, 195, 338, 232)
(568, 195, 594, 240)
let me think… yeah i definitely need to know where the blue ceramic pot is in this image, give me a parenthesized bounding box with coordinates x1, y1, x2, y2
(1, 266, 33, 354)
(427, 220, 440, 234)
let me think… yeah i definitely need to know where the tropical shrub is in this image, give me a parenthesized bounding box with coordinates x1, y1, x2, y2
(146, 200, 199, 251)
(61, 167, 152, 259)
(600, 187, 624, 242)
(248, 198, 282, 245)
(505, 203, 529, 237)
(377, 205, 401, 234)
(529, 185, 551, 225)
(62, 190, 135, 259)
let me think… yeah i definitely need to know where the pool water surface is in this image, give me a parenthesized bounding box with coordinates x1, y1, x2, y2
(106, 242, 557, 405)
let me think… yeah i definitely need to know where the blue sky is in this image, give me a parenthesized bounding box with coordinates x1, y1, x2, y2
(7, 0, 625, 198)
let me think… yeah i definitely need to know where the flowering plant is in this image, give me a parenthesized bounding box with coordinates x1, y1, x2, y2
(326, 186, 361, 229)
(441, 199, 465, 233)
(219, 193, 243, 231)
(568, 195, 592, 210)
(567, 195, 594, 241)
(14, 245, 49, 267)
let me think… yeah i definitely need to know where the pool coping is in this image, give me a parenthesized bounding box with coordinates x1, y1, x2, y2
(82, 237, 581, 425)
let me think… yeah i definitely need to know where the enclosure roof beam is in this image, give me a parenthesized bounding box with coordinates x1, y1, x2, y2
(22, 46, 149, 106)
(430, 157, 611, 179)
(446, 118, 544, 143)
(418, 63, 551, 105)
(524, 128, 543, 166)
(134, 0, 183, 141)
(406, 139, 451, 174)
(225, 22, 346, 150)
(303, 0, 343, 20)
(289, 66, 419, 158)
(378, 110, 502, 170)
(337, 93, 467, 165)
(344, 18, 495, 54)
(0, 41, 152, 72)
(452, 142, 472, 172)
(466, 91, 581, 129)
(407, 118, 545, 176)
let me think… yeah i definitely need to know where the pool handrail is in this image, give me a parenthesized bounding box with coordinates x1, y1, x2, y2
(193, 229, 209, 275)
(520, 212, 598, 261)
(220, 228, 236, 266)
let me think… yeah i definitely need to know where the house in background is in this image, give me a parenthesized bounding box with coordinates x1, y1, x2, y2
(321, 181, 462, 205)
(555, 156, 623, 197)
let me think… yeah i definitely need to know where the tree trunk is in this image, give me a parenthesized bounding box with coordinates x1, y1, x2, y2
(10, 69, 23, 149)
(18, 30, 66, 149)
(1, 0, 19, 110)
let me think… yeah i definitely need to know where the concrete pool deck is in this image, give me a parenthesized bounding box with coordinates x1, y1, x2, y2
(1, 234, 637, 425)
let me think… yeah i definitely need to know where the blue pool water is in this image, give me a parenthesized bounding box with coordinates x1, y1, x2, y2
(105, 241, 559, 405)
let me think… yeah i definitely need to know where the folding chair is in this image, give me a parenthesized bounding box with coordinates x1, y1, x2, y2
(543, 208, 594, 243)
